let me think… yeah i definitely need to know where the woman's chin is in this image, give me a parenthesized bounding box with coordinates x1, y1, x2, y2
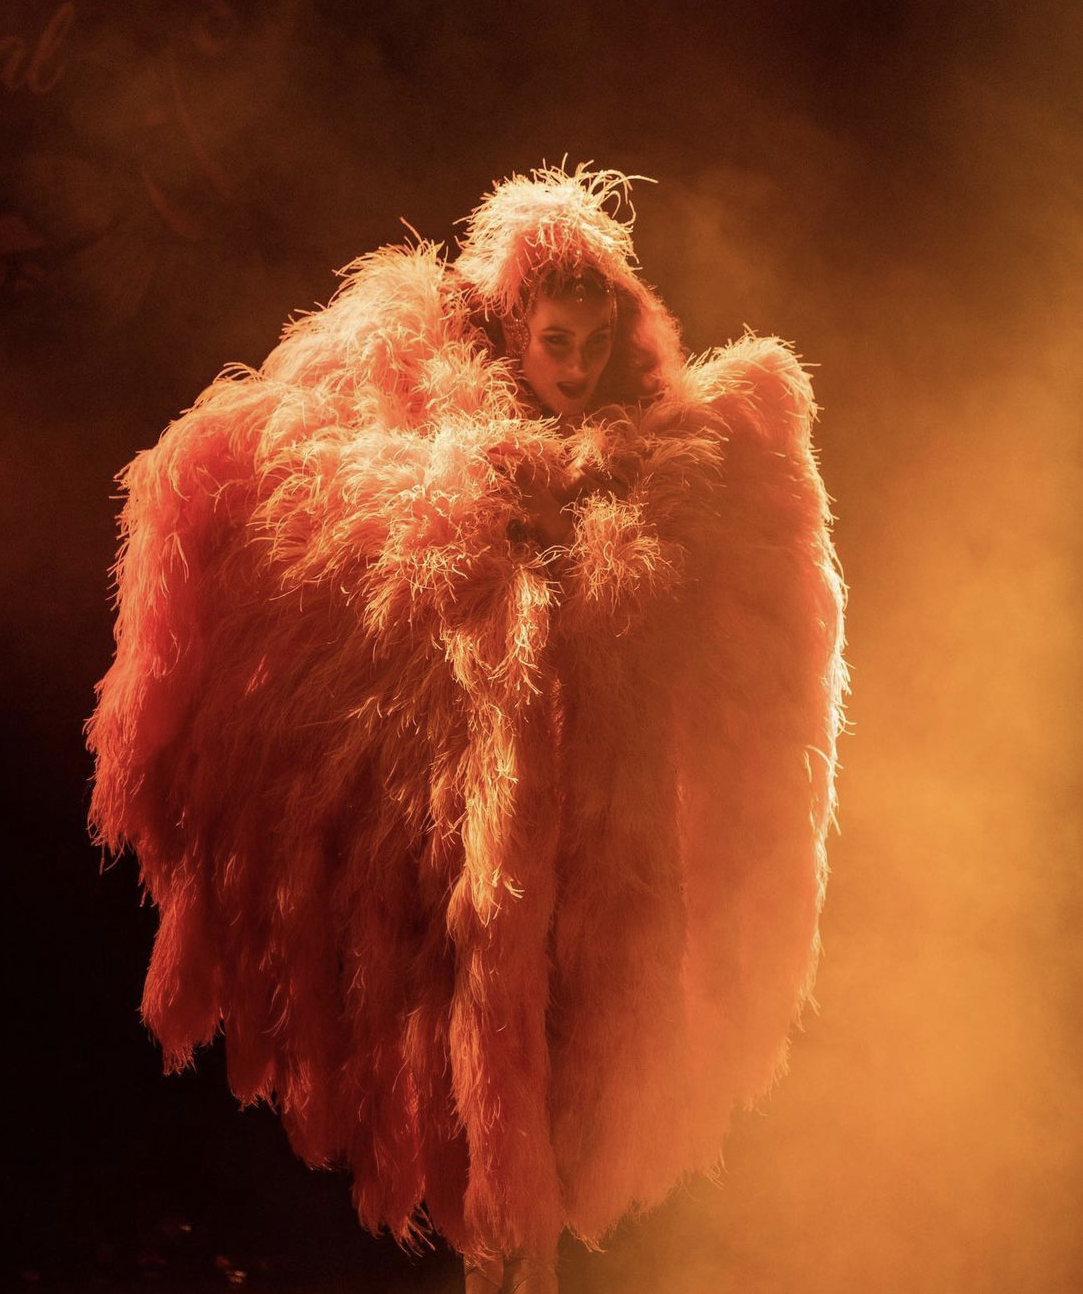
(544, 393, 588, 420)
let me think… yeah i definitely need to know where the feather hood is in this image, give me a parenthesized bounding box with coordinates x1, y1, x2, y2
(455, 163, 645, 316)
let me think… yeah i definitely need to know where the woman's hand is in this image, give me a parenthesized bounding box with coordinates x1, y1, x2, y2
(514, 461, 576, 546)
(513, 459, 631, 548)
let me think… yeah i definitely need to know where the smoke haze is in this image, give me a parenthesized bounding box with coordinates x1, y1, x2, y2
(3, 1, 1080, 1290)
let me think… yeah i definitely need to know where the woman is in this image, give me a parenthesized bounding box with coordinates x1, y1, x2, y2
(88, 165, 846, 1294)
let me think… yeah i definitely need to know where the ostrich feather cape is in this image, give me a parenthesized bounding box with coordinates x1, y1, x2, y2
(88, 168, 846, 1259)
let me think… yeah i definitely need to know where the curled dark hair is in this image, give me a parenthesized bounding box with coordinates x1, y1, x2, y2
(592, 281, 674, 405)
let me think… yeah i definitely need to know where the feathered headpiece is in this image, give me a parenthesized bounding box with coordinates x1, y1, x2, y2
(454, 163, 645, 320)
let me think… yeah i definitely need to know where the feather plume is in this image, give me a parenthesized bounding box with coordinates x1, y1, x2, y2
(455, 163, 643, 316)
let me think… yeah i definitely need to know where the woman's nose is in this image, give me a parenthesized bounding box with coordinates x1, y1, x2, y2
(567, 348, 588, 376)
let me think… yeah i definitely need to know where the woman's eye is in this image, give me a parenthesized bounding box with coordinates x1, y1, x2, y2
(543, 336, 570, 352)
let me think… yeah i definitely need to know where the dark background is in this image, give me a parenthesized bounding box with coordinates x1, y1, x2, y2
(3, 2, 1081, 1291)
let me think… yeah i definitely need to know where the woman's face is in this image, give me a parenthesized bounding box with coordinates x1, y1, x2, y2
(517, 291, 615, 419)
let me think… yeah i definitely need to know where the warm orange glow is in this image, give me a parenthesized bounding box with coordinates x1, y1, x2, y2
(6, 3, 1079, 1288)
(567, 52, 1083, 1294)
